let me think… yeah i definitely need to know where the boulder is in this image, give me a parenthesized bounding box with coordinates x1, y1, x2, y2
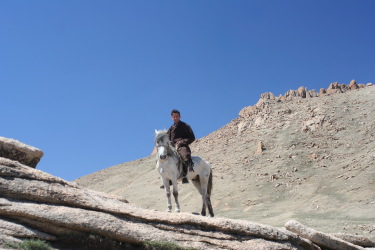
(305, 89, 317, 98)
(348, 80, 359, 90)
(0, 137, 43, 168)
(327, 82, 343, 94)
(285, 89, 299, 100)
(298, 86, 307, 98)
(260, 92, 275, 100)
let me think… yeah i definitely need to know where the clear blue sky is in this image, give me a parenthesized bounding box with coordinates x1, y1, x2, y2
(1, 1, 374, 181)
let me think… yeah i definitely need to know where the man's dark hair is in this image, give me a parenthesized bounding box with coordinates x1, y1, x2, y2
(171, 109, 180, 116)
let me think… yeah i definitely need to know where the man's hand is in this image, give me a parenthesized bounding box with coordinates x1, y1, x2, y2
(175, 140, 182, 148)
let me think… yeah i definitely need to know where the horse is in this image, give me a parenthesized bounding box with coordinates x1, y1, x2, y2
(154, 129, 214, 217)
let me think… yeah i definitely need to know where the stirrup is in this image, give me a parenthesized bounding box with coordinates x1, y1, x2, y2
(182, 177, 189, 184)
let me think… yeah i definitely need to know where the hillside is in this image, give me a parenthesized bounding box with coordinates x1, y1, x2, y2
(76, 81, 375, 240)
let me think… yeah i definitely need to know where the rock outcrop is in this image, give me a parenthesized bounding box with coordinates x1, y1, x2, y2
(239, 80, 373, 119)
(285, 220, 364, 250)
(0, 137, 43, 168)
(0, 154, 312, 249)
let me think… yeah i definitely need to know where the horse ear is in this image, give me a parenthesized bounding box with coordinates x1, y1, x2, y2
(154, 129, 158, 135)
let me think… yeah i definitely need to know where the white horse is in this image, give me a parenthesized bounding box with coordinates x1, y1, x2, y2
(154, 129, 214, 217)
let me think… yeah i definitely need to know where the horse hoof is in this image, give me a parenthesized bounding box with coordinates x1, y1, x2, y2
(166, 209, 171, 213)
(175, 210, 180, 213)
(201, 212, 206, 216)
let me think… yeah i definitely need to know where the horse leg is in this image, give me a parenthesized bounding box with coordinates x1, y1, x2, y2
(191, 176, 207, 216)
(201, 192, 207, 216)
(207, 170, 214, 217)
(163, 178, 172, 212)
(199, 178, 208, 216)
(206, 196, 214, 217)
(172, 181, 180, 212)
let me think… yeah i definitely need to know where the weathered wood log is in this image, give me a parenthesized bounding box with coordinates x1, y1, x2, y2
(0, 137, 43, 168)
(285, 220, 364, 250)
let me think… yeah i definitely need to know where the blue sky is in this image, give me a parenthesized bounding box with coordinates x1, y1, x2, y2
(1, 1, 374, 181)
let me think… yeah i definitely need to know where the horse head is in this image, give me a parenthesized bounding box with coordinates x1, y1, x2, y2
(155, 129, 170, 161)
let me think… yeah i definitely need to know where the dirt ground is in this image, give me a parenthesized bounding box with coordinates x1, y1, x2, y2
(76, 85, 375, 240)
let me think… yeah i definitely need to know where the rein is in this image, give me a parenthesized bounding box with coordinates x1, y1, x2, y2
(156, 142, 179, 158)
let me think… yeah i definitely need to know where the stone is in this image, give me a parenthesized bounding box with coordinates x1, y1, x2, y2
(0, 234, 22, 245)
(0, 137, 43, 168)
(260, 92, 275, 100)
(285, 220, 363, 250)
(0, 219, 55, 241)
(306, 89, 319, 98)
(256, 141, 265, 154)
(349, 80, 359, 90)
(327, 82, 343, 94)
(331, 233, 375, 247)
(285, 89, 299, 100)
(302, 115, 325, 131)
(298, 86, 307, 98)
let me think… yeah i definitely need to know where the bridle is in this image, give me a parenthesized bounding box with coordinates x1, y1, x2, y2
(156, 144, 169, 161)
(156, 141, 183, 173)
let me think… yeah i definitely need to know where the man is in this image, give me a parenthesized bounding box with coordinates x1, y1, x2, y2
(167, 109, 195, 184)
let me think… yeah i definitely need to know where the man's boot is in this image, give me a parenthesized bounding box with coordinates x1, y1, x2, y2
(182, 162, 189, 184)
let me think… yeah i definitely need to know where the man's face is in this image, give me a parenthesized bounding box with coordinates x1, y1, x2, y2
(171, 112, 180, 124)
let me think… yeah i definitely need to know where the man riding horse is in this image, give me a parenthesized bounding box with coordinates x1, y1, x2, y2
(167, 109, 195, 184)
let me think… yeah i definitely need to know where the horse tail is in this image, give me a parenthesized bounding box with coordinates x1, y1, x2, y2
(207, 168, 213, 197)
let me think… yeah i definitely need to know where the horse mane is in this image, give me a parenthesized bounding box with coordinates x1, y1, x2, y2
(154, 129, 168, 144)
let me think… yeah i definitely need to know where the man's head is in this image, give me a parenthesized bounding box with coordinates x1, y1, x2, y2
(171, 109, 181, 124)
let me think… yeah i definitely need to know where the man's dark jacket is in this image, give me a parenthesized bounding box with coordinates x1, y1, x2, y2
(167, 121, 195, 147)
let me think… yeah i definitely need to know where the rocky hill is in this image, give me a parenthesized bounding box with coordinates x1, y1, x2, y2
(76, 80, 375, 241)
(5, 139, 374, 249)
(1, 80, 374, 249)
